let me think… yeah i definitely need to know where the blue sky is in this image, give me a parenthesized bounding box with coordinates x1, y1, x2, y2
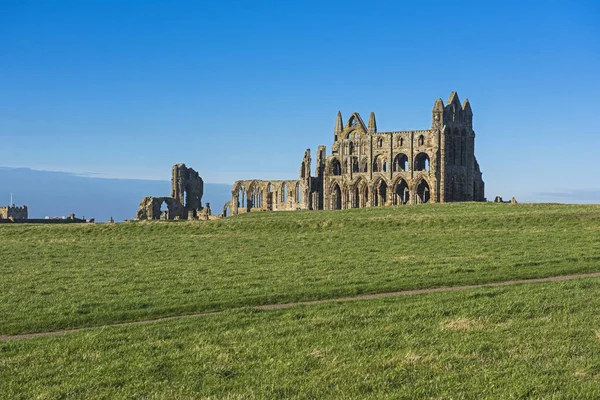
(1, 1, 599, 201)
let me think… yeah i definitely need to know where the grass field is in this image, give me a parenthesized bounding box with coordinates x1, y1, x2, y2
(2, 278, 600, 398)
(2, 202, 600, 336)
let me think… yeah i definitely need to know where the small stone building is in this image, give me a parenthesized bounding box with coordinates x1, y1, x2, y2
(226, 92, 485, 215)
(0, 205, 28, 220)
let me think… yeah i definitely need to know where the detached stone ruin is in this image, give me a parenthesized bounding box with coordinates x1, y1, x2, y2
(135, 163, 212, 220)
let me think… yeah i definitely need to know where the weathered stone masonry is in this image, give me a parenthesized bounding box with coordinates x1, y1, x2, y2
(0, 205, 28, 220)
(136, 163, 212, 220)
(226, 92, 485, 215)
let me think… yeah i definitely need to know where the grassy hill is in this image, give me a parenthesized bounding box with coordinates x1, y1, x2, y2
(2, 202, 600, 336)
(2, 202, 600, 398)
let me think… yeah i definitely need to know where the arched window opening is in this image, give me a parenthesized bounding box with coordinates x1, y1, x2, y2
(348, 141, 354, 155)
(237, 185, 246, 209)
(373, 155, 382, 172)
(224, 205, 230, 217)
(394, 180, 410, 205)
(393, 153, 409, 172)
(160, 201, 169, 219)
(377, 137, 383, 148)
(374, 180, 388, 207)
(331, 159, 342, 176)
(352, 158, 359, 173)
(383, 161, 388, 172)
(296, 183, 303, 203)
(414, 153, 430, 172)
(353, 132, 358, 139)
(418, 135, 425, 146)
(253, 187, 262, 209)
(361, 159, 368, 173)
(332, 183, 342, 210)
(268, 183, 273, 192)
(282, 183, 288, 202)
(416, 180, 431, 204)
(399, 137, 404, 147)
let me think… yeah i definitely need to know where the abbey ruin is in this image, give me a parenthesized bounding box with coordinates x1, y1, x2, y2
(224, 92, 485, 215)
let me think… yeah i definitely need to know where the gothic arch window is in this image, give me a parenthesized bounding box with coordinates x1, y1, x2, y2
(349, 141, 354, 155)
(416, 180, 431, 204)
(296, 183, 303, 203)
(418, 135, 425, 146)
(394, 179, 410, 205)
(399, 137, 404, 147)
(373, 155, 382, 172)
(237, 185, 246, 208)
(374, 179, 388, 207)
(414, 152, 430, 172)
(352, 158, 359, 173)
(251, 186, 262, 209)
(331, 159, 342, 176)
(393, 153, 409, 171)
(281, 182, 288, 202)
(377, 137, 383, 148)
(331, 183, 342, 210)
(361, 158, 368, 173)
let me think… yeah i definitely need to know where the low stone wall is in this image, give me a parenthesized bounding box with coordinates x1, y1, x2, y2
(0, 218, 88, 224)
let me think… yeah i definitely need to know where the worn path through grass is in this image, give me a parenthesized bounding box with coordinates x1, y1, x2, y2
(2, 271, 600, 343)
(3, 278, 600, 398)
(2, 202, 600, 335)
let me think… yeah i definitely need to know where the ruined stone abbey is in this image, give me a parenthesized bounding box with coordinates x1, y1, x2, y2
(224, 92, 485, 215)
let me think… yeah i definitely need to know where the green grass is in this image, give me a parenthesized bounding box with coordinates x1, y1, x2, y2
(2, 202, 600, 335)
(2, 278, 600, 399)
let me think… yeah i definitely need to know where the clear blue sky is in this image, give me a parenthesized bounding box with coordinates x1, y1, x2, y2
(1, 1, 599, 201)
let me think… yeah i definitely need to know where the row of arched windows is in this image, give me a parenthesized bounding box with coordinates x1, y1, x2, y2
(344, 135, 427, 154)
(330, 152, 430, 175)
(235, 182, 305, 210)
(329, 178, 430, 209)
